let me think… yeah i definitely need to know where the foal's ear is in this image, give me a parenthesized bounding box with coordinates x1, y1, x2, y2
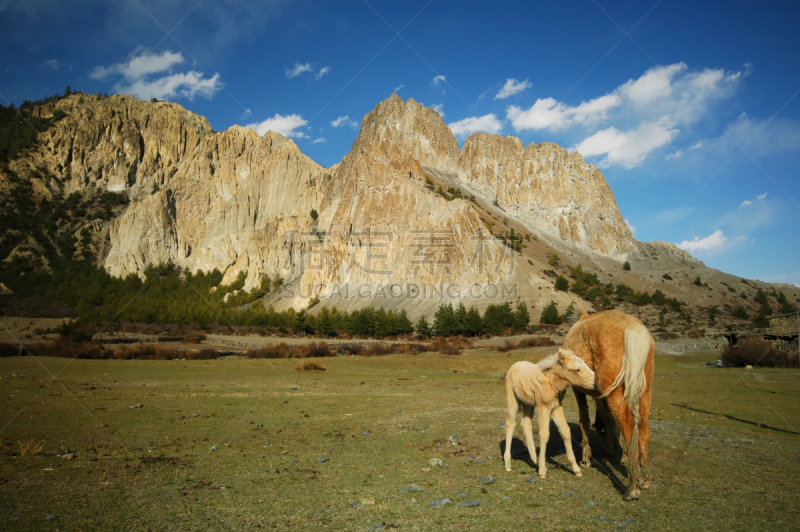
(557, 348, 567, 364)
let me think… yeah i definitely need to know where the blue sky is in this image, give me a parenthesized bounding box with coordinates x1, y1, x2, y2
(1, 0, 799, 286)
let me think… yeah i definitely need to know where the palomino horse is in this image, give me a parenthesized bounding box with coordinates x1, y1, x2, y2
(564, 309, 654, 500)
(503, 348, 596, 479)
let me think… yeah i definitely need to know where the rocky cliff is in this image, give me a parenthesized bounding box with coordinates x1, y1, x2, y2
(2, 92, 645, 313)
(456, 134, 636, 259)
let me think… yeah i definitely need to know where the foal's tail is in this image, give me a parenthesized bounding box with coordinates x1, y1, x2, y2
(601, 324, 651, 478)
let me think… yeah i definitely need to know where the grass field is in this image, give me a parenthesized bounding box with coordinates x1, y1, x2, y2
(1, 347, 799, 530)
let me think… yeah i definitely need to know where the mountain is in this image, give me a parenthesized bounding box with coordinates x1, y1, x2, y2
(1, 92, 797, 325)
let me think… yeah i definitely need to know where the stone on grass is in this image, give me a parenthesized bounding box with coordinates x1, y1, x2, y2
(368, 526, 385, 531)
(317, 457, 327, 463)
(456, 500, 481, 507)
(479, 475, 495, 484)
(428, 458, 446, 468)
(428, 498, 451, 509)
(421, 467, 431, 473)
(407, 484, 425, 492)
(210, 445, 219, 451)
(586, 501, 595, 508)
(527, 476, 537, 483)
(46, 515, 57, 521)
(449, 434, 458, 444)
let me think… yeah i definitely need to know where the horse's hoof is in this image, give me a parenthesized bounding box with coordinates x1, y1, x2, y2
(539, 473, 547, 479)
(574, 471, 582, 478)
(623, 488, 641, 501)
(505, 467, 511, 472)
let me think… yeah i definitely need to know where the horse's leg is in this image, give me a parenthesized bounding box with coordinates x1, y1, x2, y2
(606, 388, 640, 500)
(504, 396, 519, 472)
(536, 405, 551, 478)
(574, 390, 592, 468)
(637, 385, 653, 490)
(552, 405, 581, 477)
(521, 403, 537, 465)
(599, 399, 624, 463)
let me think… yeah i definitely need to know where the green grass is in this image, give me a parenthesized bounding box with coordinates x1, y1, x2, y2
(1, 348, 799, 530)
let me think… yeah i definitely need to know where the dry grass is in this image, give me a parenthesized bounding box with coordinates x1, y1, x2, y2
(497, 337, 556, 352)
(295, 359, 326, 372)
(17, 439, 45, 457)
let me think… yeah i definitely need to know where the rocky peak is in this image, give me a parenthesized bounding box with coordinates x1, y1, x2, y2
(348, 94, 460, 172)
(456, 134, 637, 259)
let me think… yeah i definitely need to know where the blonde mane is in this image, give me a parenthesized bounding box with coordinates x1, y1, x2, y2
(536, 353, 559, 371)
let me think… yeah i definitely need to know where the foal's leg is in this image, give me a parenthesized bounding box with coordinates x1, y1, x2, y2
(574, 390, 593, 468)
(520, 404, 537, 465)
(552, 405, 581, 477)
(504, 398, 519, 472)
(536, 405, 551, 478)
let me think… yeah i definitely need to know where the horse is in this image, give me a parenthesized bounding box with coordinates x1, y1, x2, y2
(503, 348, 596, 479)
(563, 309, 654, 501)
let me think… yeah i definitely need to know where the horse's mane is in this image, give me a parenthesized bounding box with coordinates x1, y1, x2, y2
(537, 353, 559, 370)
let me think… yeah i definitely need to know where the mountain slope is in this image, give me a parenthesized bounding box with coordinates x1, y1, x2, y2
(1, 92, 797, 325)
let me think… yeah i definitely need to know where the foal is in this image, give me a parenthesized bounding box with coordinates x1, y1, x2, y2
(503, 348, 596, 478)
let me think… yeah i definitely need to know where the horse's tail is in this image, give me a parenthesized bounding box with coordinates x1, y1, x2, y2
(600, 323, 651, 474)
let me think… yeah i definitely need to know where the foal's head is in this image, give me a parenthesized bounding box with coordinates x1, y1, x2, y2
(557, 348, 596, 390)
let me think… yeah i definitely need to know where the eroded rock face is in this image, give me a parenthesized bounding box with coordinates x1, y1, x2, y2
(10, 92, 637, 310)
(457, 135, 637, 259)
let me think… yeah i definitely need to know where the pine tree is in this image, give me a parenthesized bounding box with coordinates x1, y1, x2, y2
(540, 301, 563, 324)
(512, 302, 530, 332)
(463, 307, 483, 336)
(433, 303, 457, 336)
(415, 315, 431, 339)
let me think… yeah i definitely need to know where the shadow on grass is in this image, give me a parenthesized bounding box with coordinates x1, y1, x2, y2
(499, 421, 630, 495)
(673, 403, 800, 435)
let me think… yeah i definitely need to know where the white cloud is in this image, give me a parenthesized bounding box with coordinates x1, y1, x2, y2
(757, 193, 767, 200)
(91, 50, 183, 81)
(619, 63, 686, 106)
(394, 84, 404, 92)
(431, 104, 444, 118)
(741, 200, 752, 206)
(448, 114, 503, 137)
(573, 117, 678, 169)
(677, 230, 727, 252)
(432, 75, 446, 86)
(43, 59, 70, 71)
(90, 50, 220, 101)
(286, 62, 312, 78)
(495, 78, 531, 100)
(312, 137, 326, 144)
(665, 150, 682, 160)
(331, 115, 358, 128)
(507, 94, 621, 131)
(506, 62, 747, 168)
(286, 62, 329, 80)
(246, 113, 307, 138)
(315, 66, 330, 80)
(624, 218, 637, 235)
(689, 141, 703, 150)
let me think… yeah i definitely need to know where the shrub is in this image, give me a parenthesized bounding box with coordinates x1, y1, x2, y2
(554, 275, 569, 291)
(662, 273, 673, 281)
(623, 261, 631, 271)
(722, 338, 798, 368)
(497, 340, 518, 353)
